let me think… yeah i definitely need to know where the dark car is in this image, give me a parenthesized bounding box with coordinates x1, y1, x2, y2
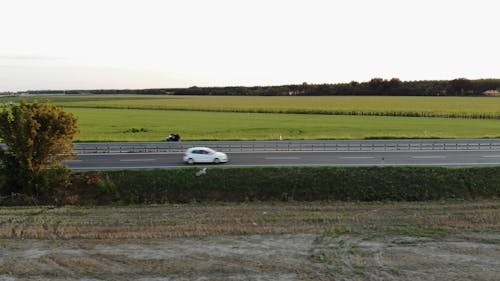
(165, 133, 181, 142)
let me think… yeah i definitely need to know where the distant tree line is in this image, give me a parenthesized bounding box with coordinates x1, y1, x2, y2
(23, 78, 500, 96)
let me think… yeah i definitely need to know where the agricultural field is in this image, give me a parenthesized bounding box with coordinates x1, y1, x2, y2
(3, 95, 500, 119)
(69, 108, 500, 141)
(1, 200, 499, 280)
(2, 95, 500, 141)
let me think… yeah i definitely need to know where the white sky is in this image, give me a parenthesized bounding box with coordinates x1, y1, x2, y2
(1, 0, 499, 91)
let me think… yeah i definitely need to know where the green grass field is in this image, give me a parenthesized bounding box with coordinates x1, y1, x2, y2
(2, 95, 500, 141)
(3, 95, 500, 119)
(68, 108, 500, 141)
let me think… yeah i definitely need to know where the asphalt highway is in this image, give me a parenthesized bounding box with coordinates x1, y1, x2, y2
(66, 150, 500, 170)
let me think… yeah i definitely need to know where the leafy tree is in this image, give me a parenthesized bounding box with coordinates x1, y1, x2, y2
(0, 100, 79, 199)
(368, 78, 385, 92)
(449, 78, 473, 95)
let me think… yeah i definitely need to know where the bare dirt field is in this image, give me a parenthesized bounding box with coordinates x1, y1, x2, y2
(1, 201, 499, 280)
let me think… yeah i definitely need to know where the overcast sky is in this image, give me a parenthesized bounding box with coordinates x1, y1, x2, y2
(1, 0, 499, 91)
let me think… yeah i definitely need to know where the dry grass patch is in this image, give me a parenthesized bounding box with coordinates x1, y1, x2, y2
(1, 201, 499, 280)
(1, 201, 499, 239)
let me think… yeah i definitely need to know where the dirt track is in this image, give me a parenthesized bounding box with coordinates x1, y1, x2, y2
(1, 201, 499, 280)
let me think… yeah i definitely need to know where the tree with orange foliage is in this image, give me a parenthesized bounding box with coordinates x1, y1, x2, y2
(0, 100, 79, 201)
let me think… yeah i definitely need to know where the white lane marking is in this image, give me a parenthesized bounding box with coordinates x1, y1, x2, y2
(411, 156, 446, 159)
(265, 157, 301, 160)
(482, 155, 500, 158)
(340, 157, 374, 159)
(70, 162, 500, 170)
(119, 159, 156, 162)
(65, 159, 83, 162)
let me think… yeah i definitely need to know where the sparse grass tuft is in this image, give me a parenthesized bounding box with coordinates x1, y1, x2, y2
(321, 227, 352, 239)
(396, 228, 449, 238)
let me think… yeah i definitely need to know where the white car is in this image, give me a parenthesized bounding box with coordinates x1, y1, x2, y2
(183, 147, 228, 164)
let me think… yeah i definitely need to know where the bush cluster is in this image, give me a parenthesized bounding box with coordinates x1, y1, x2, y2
(123, 127, 149, 133)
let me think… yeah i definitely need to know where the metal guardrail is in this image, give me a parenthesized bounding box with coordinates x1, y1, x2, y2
(71, 139, 500, 154)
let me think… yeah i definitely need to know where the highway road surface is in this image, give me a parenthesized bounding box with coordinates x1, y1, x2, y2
(66, 150, 500, 170)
